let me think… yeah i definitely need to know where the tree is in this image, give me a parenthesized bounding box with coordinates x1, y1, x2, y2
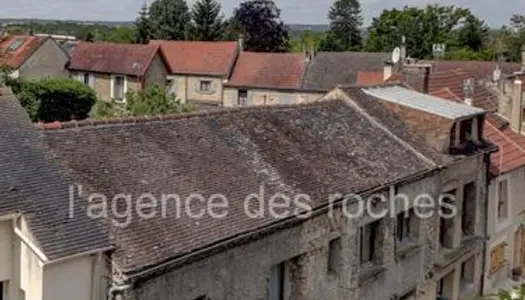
(149, 0, 191, 40)
(289, 30, 326, 52)
(456, 14, 489, 52)
(90, 85, 195, 119)
(7, 78, 96, 122)
(364, 5, 474, 59)
(322, 0, 363, 51)
(231, 0, 289, 52)
(188, 0, 225, 41)
(135, 4, 154, 44)
(108, 26, 135, 44)
(486, 283, 525, 299)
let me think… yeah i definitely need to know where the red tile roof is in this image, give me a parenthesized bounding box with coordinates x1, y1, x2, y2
(151, 40, 238, 76)
(431, 87, 525, 175)
(227, 52, 307, 89)
(0, 35, 47, 69)
(426, 60, 521, 79)
(356, 71, 384, 85)
(68, 42, 161, 76)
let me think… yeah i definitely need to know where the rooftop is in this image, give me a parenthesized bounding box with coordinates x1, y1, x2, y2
(0, 35, 47, 69)
(362, 85, 485, 120)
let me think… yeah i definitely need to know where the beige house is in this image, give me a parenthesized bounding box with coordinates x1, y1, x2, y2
(152, 40, 240, 109)
(68, 42, 169, 102)
(0, 35, 69, 79)
(0, 87, 111, 300)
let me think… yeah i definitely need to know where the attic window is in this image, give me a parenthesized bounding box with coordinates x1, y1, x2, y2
(459, 119, 473, 142)
(7, 39, 24, 51)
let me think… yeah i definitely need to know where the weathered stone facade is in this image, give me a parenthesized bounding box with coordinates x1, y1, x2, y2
(18, 38, 69, 79)
(222, 87, 324, 107)
(167, 75, 224, 105)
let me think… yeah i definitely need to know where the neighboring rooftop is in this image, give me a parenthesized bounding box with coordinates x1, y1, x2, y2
(0, 35, 46, 69)
(362, 85, 485, 120)
(40, 99, 435, 274)
(68, 42, 161, 75)
(301, 52, 388, 91)
(151, 40, 239, 76)
(226, 52, 307, 89)
(424, 60, 521, 79)
(0, 88, 110, 260)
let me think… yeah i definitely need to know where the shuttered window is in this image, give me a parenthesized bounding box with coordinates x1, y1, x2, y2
(490, 243, 507, 275)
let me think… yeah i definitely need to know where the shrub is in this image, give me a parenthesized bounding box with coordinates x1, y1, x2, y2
(7, 77, 97, 122)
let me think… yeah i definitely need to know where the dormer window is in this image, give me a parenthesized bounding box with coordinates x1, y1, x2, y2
(451, 116, 481, 151)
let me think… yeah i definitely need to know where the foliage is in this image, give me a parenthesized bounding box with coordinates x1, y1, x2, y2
(135, 4, 154, 44)
(231, 0, 289, 52)
(485, 283, 525, 300)
(322, 0, 363, 51)
(149, 0, 191, 40)
(107, 26, 136, 43)
(7, 78, 96, 122)
(364, 5, 477, 59)
(90, 85, 195, 119)
(289, 30, 326, 52)
(456, 14, 489, 52)
(188, 0, 225, 41)
(443, 48, 493, 61)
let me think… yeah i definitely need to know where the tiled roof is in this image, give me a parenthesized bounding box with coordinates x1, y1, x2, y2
(227, 52, 307, 89)
(0, 35, 47, 69)
(357, 71, 384, 86)
(425, 60, 521, 79)
(431, 87, 525, 175)
(302, 52, 388, 91)
(0, 88, 111, 260)
(40, 101, 434, 274)
(151, 40, 239, 76)
(68, 42, 161, 76)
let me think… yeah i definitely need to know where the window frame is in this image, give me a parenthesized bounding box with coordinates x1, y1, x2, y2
(497, 179, 509, 221)
(359, 220, 379, 266)
(327, 237, 341, 274)
(111, 74, 127, 103)
(396, 210, 412, 244)
(199, 80, 212, 93)
(237, 89, 248, 107)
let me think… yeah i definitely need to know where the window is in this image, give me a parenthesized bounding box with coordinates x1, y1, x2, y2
(498, 180, 509, 220)
(112, 75, 125, 101)
(268, 263, 284, 300)
(439, 189, 456, 249)
(199, 80, 212, 92)
(359, 220, 379, 265)
(460, 256, 476, 294)
(83, 73, 95, 88)
(396, 210, 412, 243)
(459, 119, 474, 142)
(328, 237, 341, 274)
(237, 90, 248, 107)
(7, 38, 24, 51)
(462, 182, 476, 237)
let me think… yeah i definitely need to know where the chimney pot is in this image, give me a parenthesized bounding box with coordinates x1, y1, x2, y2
(510, 79, 523, 133)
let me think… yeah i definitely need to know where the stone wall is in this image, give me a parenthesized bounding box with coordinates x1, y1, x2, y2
(222, 87, 324, 107)
(168, 75, 224, 105)
(19, 38, 69, 79)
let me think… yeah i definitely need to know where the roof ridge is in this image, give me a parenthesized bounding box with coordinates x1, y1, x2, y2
(34, 102, 334, 131)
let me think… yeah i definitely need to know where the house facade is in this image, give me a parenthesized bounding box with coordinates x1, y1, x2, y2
(38, 84, 494, 300)
(0, 87, 111, 300)
(0, 35, 69, 79)
(68, 42, 169, 102)
(152, 40, 239, 108)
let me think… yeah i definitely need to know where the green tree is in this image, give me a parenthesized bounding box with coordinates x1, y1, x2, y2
(7, 78, 96, 122)
(108, 26, 135, 43)
(135, 4, 154, 44)
(486, 283, 525, 300)
(231, 0, 289, 52)
(290, 30, 326, 52)
(456, 14, 489, 52)
(90, 85, 195, 119)
(188, 0, 225, 41)
(321, 0, 363, 51)
(149, 0, 191, 40)
(364, 5, 473, 59)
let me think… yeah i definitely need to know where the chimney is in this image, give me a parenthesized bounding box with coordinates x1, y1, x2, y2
(510, 79, 523, 133)
(238, 34, 244, 51)
(402, 63, 431, 94)
(462, 78, 475, 106)
(521, 45, 525, 72)
(422, 65, 430, 94)
(383, 61, 393, 81)
(400, 35, 407, 65)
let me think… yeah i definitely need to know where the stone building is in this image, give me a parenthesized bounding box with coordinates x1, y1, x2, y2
(68, 42, 169, 102)
(36, 83, 494, 300)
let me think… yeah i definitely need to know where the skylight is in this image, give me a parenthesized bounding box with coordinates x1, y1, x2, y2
(7, 39, 25, 52)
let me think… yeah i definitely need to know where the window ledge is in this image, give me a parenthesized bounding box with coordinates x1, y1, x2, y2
(197, 90, 215, 95)
(396, 241, 421, 260)
(358, 264, 386, 285)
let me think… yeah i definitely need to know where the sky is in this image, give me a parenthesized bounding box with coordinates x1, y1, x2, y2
(0, 0, 521, 27)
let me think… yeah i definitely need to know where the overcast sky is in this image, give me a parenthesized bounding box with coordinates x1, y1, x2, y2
(0, 0, 520, 27)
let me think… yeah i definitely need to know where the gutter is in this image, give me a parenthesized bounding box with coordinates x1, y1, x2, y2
(13, 226, 49, 263)
(123, 166, 440, 282)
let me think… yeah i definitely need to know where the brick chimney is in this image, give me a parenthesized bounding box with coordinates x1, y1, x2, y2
(402, 63, 431, 94)
(510, 79, 523, 133)
(383, 61, 393, 81)
(238, 34, 244, 51)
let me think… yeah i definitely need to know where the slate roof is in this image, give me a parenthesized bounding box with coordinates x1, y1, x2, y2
(40, 100, 435, 274)
(0, 35, 47, 69)
(431, 87, 525, 176)
(151, 40, 239, 76)
(227, 52, 307, 89)
(301, 52, 388, 91)
(0, 88, 111, 260)
(68, 42, 161, 76)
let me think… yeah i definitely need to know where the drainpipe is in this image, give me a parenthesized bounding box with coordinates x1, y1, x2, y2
(479, 153, 491, 296)
(107, 283, 132, 300)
